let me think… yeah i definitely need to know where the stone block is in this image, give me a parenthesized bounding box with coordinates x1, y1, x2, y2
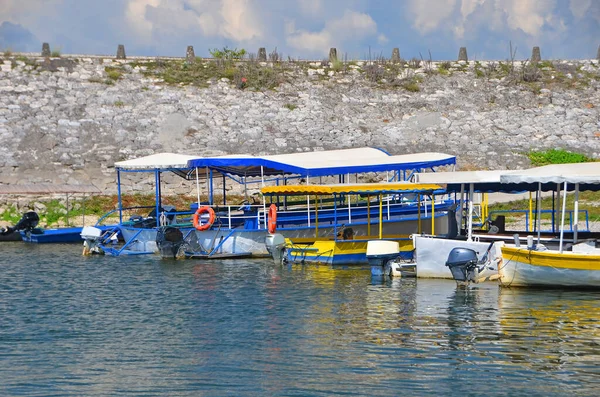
(186, 46, 195, 63)
(531, 46, 541, 63)
(392, 48, 400, 62)
(597, 45, 600, 61)
(329, 48, 338, 63)
(42, 43, 51, 57)
(458, 47, 468, 61)
(116, 44, 126, 59)
(258, 48, 267, 61)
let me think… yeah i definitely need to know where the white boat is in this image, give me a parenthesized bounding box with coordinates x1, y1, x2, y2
(411, 166, 598, 281)
(496, 162, 600, 288)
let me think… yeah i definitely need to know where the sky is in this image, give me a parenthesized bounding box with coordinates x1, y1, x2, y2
(1, 0, 599, 60)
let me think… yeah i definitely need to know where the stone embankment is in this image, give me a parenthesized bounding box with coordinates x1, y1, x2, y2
(0, 51, 599, 199)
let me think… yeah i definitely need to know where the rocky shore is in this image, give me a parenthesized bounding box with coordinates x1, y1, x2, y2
(1, 53, 599, 199)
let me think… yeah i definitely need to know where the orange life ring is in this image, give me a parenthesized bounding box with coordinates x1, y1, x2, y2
(192, 206, 215, 231)
(267, 204, 277, 234)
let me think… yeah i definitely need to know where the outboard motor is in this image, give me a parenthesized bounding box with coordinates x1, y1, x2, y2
(0, 211, 40, 235)
(446, 247, 479, 283)
(265, 233, 286, 265)
(156, 226, 185, 259)
(445, 242, 495, 284)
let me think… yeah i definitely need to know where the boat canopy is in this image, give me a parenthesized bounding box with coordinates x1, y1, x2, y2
(114, 153, 200, 170)
(187, 148, 455, 178)
(261, 182, 444, 196)
(500, 162, 600, 186)
(414, 170, 525, 193)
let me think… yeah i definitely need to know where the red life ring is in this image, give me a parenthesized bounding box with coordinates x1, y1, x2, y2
(267, 204, 277, 234)
(192, 206, 215, 231)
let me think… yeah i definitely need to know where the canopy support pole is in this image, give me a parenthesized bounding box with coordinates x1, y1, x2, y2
(417, 194, 422, 234)
(536, 182, 542, 246)
(467, 183, 474, 242)
(431, 194, 435, 236)
(315, 195, 319, 238)
(457, 183, 465, 236)
(333, 194, 338, 241)
(195, 168, 201, 206)
(117, 169, 123, 224)
(367, 195, 371, 237)
(559, 181, 568, 253)
(222, 174, 226, 206)
(379, 194, 383, 239)
(574, 183, 579, 244)
(306, 174, 310, 227)
(155, 169, 160, 228)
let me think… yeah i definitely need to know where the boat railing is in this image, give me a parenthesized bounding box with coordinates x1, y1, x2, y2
(487, 209, 590, 233)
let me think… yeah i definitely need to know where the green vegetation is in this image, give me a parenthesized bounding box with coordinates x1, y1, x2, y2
(51, 50, 61, 57)
(1, 205, 21, 224)
(527, 149, 593, 166)
(114, 100, 124, 107)
(3, 48, 12, 57)
(105, 66, 123, 81)
(437, 61, 452, 75)
(284, 103, 298, 111)
(209, 47, 247, 61)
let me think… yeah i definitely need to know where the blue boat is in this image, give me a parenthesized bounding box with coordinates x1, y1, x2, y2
(0, 183, 111, 244)
(82, 149, 457, 258)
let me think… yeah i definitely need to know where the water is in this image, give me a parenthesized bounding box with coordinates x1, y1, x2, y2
(1, 243, 599, 396)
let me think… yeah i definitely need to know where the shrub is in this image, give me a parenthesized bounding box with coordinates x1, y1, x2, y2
(527, 149, 593, 166)
(284, 103, 297, 111)
(105, 67, 122, 81)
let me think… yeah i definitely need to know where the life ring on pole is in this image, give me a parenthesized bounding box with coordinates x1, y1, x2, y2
(267, 204, 277, 234)
(193, 206, 215, 231)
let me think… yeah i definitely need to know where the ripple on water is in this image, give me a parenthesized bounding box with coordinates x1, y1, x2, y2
(1, 244, 599, 396)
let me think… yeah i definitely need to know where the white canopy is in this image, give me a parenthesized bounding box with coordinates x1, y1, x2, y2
(414, 170, 511, 184)
(114, 153, 201, 170)
(500, 162, 600, 185)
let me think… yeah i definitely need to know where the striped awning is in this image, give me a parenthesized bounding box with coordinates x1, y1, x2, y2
(261, 182, 444, 195)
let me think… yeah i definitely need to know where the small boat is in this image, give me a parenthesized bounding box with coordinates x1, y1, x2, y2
(262, 182, 450, 268)
(496, 163, 600, 288)
(438, 163, 600, 288)
(0, 183, 108, 244)
(0, 211, 40, 241)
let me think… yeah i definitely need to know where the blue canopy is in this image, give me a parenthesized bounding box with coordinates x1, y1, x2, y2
(187, 148, 455, 178)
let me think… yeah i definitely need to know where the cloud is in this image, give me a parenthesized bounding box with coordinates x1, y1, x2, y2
(0, 0, 597, 59)
(297, 0, 323, 16)
(286, 9, 378, 55)
(408, 0, 457, 34)
(0, 21, 39, 52)
(125, 0, 264, 45)
(570, 0, 600, 22)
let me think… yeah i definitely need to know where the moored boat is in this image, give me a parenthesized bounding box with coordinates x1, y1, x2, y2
(496, 162, 600, 288)
(84, 149, 457, 258)
(262, 182, 450, 268)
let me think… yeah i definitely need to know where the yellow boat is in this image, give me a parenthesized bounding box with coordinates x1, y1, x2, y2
(496, 162, 600, 288)
(262, 182, 448, 266)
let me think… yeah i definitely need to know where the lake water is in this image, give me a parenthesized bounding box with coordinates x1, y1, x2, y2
(1, 243, 599, 396)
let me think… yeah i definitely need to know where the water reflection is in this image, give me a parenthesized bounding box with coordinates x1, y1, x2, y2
(1, 243, 599, 396)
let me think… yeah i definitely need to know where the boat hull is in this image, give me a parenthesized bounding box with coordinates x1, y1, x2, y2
(499, 245, 600, 288)
(22, 227, 88, 243)
(285, 238, 415, 266)
(413, 235, 501, 280)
